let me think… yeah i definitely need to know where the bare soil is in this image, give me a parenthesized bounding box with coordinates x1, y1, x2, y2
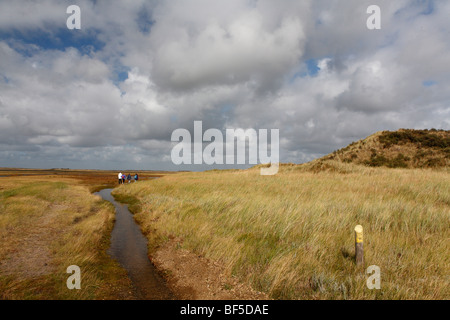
(152, 238, 269, 300)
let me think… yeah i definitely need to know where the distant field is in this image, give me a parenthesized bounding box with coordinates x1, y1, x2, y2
(0, 168, 172, 192)
(0, 169, 173, 299)
(114, 161, 450, 300)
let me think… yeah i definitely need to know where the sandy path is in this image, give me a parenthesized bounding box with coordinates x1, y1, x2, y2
(152, 238, 269, 300)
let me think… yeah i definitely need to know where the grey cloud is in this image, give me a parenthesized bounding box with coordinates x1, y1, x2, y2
(0, 0, 449, 170)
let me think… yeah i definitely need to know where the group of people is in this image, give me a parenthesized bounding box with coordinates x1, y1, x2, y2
(118, 172, 139, 184)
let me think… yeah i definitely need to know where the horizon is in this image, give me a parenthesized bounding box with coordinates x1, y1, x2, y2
(2, 126, 447, 171)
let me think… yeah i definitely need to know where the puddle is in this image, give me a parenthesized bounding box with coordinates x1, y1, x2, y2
(95, 188, 174, 300)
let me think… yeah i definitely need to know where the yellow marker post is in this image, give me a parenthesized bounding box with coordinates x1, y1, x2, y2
(355, 225, 364, 267)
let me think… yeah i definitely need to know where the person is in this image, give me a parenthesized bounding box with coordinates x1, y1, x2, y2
(122, 174, 126, 184)
(134, 173, 138, 182)
(118, 172, 122, 184)
(127, 173, 131, 183)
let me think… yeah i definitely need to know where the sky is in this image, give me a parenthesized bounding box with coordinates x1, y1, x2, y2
(0, 0, 449, 170)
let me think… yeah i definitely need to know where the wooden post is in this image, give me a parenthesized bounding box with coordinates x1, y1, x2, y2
(354, 225, 364, 267)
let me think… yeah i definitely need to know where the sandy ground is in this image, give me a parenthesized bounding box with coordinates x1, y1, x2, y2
(151, 238, 269, 300)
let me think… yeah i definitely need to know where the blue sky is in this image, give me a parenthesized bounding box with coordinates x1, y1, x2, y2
(0, 28, 104, 53)
(0, 0, 448, 170)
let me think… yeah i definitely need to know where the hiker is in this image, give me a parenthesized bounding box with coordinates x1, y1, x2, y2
(127, 173, 131, 183)
(134, 173, 138, 182)
(122, 174, 126, 184)
(118, 172, 123, 184)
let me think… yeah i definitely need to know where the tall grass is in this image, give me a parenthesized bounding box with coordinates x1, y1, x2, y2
(114, 161, 450, 299)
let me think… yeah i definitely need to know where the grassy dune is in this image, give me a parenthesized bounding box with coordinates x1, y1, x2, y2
(0, 176, 133, 299)
(326, 129, 449, 168)
(114, 161, 450, 300)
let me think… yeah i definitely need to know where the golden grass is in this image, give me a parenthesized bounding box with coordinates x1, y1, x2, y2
(113, 161, 450, 300)
(0, 176, 133, 299)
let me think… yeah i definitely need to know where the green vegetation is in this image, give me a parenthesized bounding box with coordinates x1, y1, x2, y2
(379, 129, 449, 149)
(365, 153, 409, 168)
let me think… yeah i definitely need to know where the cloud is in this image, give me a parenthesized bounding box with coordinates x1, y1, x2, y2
(0, 0, 449, 170)
(151, 10, 305, 91)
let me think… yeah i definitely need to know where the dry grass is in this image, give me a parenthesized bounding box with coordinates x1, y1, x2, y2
(0, 175, 134, 299)
(114, 161, 450, 300)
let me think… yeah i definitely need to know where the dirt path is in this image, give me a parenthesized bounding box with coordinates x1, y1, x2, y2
(0, 204, 64, 278)
(152, 238, 269, 300)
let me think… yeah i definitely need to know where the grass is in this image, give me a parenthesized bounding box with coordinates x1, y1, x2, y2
(113, 161, 450, 300)
(328, 129, 449, 168)
(0, 175, 134, 299)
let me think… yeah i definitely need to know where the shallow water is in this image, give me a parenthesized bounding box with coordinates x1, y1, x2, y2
(95, 188, 174, 300)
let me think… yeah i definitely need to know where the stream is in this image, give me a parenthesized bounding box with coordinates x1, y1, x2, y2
(95, 188, 174, 300)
